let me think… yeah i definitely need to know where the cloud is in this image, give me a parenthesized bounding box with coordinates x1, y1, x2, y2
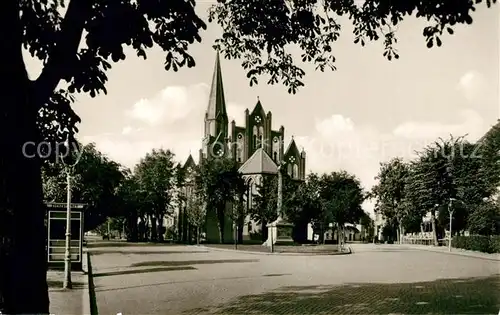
(456, 70, 488, 104)
(125, 84, 208, 126)
(84, 83, 249, 169)
(295, 109, 486, 215)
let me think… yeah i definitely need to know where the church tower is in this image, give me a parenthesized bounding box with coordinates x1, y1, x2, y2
(201, 51, 229, 160)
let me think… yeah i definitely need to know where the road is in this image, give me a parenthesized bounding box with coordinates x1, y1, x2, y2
(89, 243, 500, 314)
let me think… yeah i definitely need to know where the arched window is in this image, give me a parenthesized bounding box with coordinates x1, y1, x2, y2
(293, 164, 298, 179)
(287, 163, 292, 176)
(253, 126, 258, 149)
(236, 133, 244, 161)
(259, 126, 264, 148)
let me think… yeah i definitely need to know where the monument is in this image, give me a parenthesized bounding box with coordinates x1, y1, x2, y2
(263, 161, 294, 249)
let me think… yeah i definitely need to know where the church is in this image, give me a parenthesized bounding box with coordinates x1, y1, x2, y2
(177, 52, 306, 243)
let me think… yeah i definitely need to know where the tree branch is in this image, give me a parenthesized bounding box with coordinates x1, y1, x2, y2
(34, 0, 91, 107)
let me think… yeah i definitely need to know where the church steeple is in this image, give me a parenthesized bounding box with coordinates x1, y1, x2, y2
(206, 51, 227, 120)
(203, 51, 229, 160)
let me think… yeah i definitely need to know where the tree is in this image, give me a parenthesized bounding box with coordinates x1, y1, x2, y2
(1, 1, 206, 311)
(292, 173, 328, 243)
(209, 0, 496, 94)
(359, 212, 375, 242)
(467, 200, 500, 236)
(42, 142, 125, 231)
(186, 191, 207, 245)
(405, 135, 497, 243)
(115, 172, 142, 242)
(319, 171, 365, 249)
(370, 158, 411, 244)
(195, 157, 242, 243)
(134, 149, 177, 242)
(251, 175, 279, 241)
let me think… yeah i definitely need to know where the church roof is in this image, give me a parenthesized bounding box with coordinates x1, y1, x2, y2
(183, 154, 196, 169)
(285, 137, 299, 156)
(206, 51, 227, 120)
(250, 98, 266, 118)
(238, 148, 278, 175)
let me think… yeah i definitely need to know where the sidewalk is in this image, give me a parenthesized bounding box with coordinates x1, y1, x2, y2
(400, 244, 500, 261)
(48, 252, 92, 315)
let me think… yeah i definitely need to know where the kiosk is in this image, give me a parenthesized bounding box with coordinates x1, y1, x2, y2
(45, 202, 85, 271)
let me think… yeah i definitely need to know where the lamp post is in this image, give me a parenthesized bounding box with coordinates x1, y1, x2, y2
(60, 137, 82, 289)
(448, 198, 456, 252)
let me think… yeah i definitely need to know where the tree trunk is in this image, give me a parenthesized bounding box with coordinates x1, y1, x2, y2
(337, 225, 342, 251)
(0, 1, 49, 312)
(196, 226, 200, 245)
(430, 210, 438, 246)
(217, 207, 225, 244)
(157, 214, 164, 242)
(150, 216, 157, 242)
(261, 220, 268, 242)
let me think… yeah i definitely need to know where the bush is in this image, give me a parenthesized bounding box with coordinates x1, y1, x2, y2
(452, 235, 500, 253)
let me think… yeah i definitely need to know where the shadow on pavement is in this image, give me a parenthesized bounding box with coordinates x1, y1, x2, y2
(89, 250, 209, 255)
(47, 280, 85, 289)
(95, 273, 293, 293)
(86, 242, 178, 248)
(186, 275, 500, 314)
(93, 266, 196, 278)
(131, 259, 259, 267)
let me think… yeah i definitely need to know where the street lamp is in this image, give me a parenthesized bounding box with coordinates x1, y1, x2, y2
(60, 137, 82, 289)
(448, 198, 456, 252)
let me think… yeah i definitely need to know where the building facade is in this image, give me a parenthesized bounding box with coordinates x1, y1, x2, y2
(177, 52, 306, 243)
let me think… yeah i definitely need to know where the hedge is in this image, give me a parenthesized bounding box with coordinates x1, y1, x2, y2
(452, 235, 500, 253)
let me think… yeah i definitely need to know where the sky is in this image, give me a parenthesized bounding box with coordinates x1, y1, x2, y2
(25, 3, 499, 215)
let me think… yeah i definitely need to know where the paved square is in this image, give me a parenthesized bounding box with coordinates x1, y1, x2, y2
(89, 243, 499, 314)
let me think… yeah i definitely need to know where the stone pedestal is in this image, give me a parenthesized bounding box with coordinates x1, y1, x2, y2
(262, 217, 294, 247)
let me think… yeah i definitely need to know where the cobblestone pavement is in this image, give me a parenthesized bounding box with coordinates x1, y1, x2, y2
(90, 243, 500, 315)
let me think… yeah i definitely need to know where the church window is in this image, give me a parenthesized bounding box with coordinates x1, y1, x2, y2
(273, 152, 277, 161)
(293, 164, 299, 179)
(236, 133, 244, 161)
(289, 156, 296, 163)
(258, 126, 264, 148)
(287, 163, 292, 176)
(253, 126, 258, 149)
(254, 116, 262, 124)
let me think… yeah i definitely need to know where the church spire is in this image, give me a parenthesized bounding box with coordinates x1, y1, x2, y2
(206, 50, 227, 120)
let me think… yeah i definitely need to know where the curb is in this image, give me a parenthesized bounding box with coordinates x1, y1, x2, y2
(409, 246, 500, 262)
(195, 245, 352, 256)
(82, 251, 90, 315)
(86, 251, 99, 315)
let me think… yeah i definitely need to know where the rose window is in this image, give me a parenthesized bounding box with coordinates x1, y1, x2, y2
(254, 116, 262, 123)
(289, 156, 296, 163)
(237, 134, 243, 139)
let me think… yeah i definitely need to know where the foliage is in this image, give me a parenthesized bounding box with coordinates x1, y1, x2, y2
(42, 142, 125, 231)
(452, 235, 500, 254)
(479, 121, 500, 193)
(195, 157, 243, 242)
(134, 149, 177, 241)
(252, 175, 279, 225)
(319, 171, 365, 226)
(467, 201, 500, 236)
(371, 158, 411, 229)
(287, 173, 322, 227)
(186, 192, 206, 230)
(208, 0, 496, 93)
